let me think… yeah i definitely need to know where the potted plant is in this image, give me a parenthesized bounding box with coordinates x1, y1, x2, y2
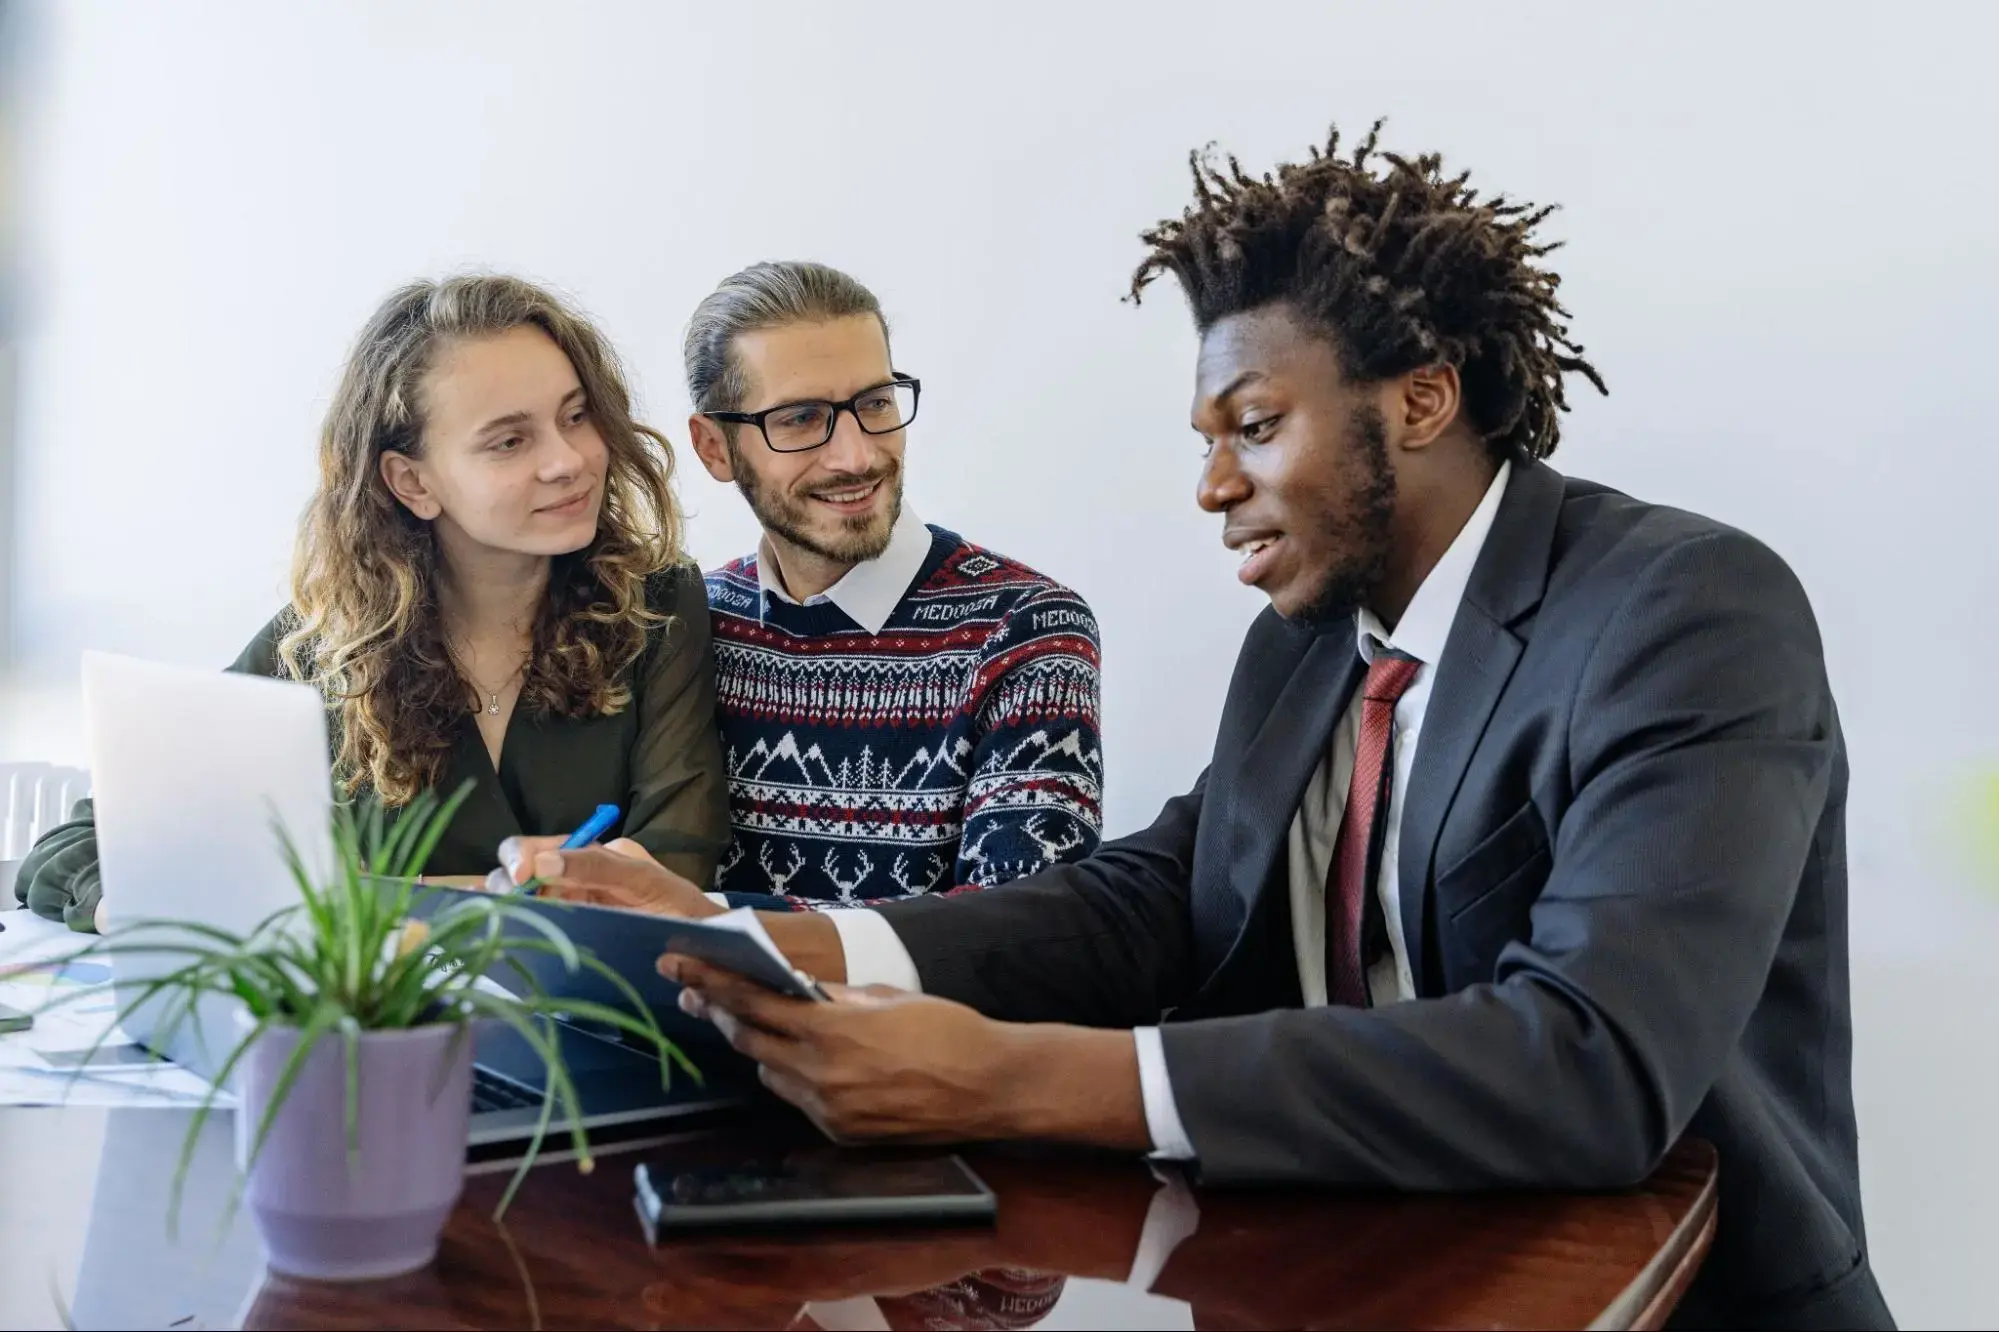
(52, 781, 698, 1281)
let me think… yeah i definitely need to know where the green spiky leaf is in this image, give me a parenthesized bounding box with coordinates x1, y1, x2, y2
(37, 777, 697, 1237)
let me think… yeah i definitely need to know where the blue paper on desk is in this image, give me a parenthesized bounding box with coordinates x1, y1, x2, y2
(412, 887, 822, 1011)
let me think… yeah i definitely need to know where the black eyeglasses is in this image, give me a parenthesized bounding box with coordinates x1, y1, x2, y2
(706, 375, 921, 453)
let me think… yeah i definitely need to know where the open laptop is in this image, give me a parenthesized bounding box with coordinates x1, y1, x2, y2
(81, 650, 747, 1150)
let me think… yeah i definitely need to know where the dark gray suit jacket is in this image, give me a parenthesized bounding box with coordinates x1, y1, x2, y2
(877, 458, 1892, 1330)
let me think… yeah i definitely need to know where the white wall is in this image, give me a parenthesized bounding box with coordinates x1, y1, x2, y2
(4, 1, 1995, 1323)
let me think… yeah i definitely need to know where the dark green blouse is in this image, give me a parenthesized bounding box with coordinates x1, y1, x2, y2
(15, 565, 730, 930)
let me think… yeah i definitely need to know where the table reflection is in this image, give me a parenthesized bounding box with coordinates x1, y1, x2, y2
(241, 1138, 1203, 1330)
(16, 1103, 1712, 1330)
(63, 1107, 266, 1332)
(797, 1269, 1069, 1330)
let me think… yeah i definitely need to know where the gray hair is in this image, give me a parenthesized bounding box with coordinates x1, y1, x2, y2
(682, 261, 890, 416)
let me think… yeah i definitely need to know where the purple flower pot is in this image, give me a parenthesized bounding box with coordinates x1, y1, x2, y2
(236, 1019, 474, 1281)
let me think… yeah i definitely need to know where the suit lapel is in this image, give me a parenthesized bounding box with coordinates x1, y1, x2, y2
(1397, 460, 1564, 996)
(1226, 631, 1365, 918)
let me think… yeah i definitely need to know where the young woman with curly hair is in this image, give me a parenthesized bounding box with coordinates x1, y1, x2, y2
(19, 275, 729, 930)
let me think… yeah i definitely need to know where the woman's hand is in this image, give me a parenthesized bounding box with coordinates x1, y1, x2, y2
(487, 836, 724, 917)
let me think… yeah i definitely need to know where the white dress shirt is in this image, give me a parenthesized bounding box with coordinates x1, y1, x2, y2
(754, 501, 934, 634)
(832, 464, 1514, 1157)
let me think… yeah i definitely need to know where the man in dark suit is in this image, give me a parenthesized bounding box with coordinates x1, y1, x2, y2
(504, 123, 1892, 1328)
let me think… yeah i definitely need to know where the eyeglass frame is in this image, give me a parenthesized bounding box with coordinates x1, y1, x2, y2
(702, 374, 922, 454)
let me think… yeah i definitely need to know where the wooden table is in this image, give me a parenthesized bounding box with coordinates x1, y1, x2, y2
(2, 1105, 1715, 1330)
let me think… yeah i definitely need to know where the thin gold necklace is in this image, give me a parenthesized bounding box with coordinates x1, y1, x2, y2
(447, 642, 528, 717)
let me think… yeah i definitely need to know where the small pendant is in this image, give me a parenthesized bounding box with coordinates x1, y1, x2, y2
(486, 694, 500, 716)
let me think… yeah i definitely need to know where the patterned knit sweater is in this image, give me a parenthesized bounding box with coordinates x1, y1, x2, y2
(704, 525, 1102, 906)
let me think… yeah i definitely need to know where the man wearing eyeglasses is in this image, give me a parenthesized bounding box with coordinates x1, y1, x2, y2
(676, 260, 1103, 908)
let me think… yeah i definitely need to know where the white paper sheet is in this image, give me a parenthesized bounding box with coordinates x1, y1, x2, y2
(1, 906, 230, 1108)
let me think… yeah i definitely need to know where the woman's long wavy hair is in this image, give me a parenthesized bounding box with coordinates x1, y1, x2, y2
(278, 275, 686, 804)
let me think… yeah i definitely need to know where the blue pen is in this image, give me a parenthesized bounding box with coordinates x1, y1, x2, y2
(517, 803, 620, 895)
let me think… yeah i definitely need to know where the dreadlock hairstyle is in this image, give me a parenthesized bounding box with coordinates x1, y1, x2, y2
(1129, 120, 1607, 461)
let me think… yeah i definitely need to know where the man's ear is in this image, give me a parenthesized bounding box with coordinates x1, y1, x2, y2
(687, 414, 738, 484)
(379, 451, 443, 520)
(1393, 363, 1464, 453)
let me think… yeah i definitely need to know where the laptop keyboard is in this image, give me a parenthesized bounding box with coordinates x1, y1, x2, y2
(470, 1066, 542, 1113)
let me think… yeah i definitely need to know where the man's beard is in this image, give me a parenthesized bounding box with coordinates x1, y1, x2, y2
(728, 440, 902, 565)
(1293, 403, 1398, 627)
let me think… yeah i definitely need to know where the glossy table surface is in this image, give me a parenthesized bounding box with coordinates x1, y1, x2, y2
(0, 1103, 1716, 1330)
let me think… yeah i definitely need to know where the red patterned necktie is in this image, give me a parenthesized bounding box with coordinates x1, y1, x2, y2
(1327, 651, 1423, 1007)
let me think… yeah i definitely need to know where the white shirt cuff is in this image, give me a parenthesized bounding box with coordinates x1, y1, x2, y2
(1133, 1026, 1197, 1160)
(827, 909, 924, 993)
